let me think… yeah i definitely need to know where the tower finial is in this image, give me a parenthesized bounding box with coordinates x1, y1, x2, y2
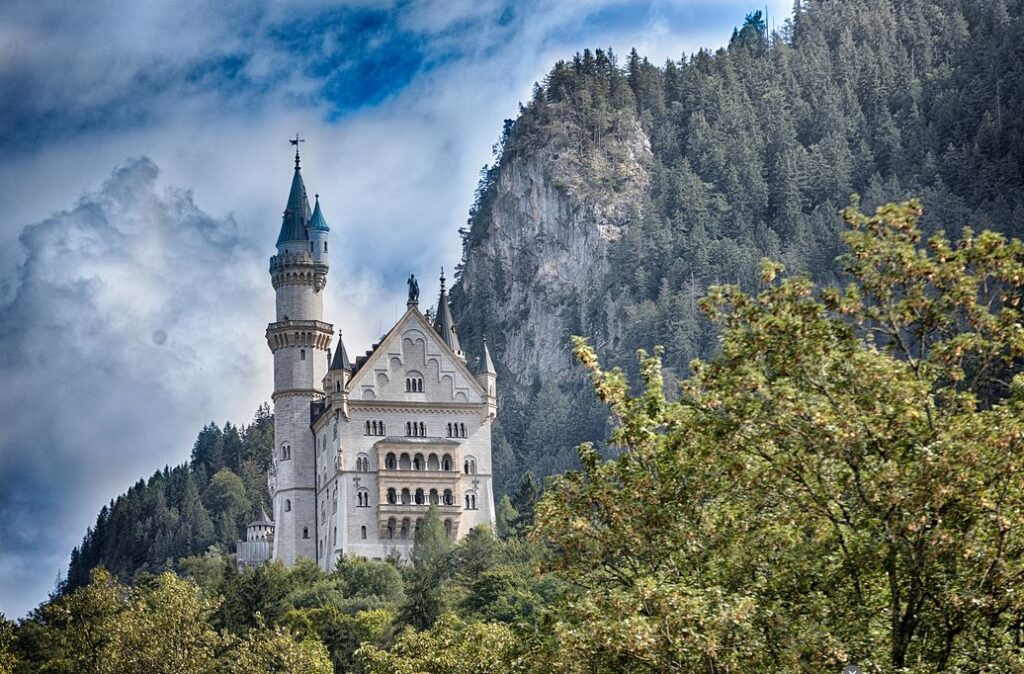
(439, 267, 446, 293)
(289, 134, 305, 169)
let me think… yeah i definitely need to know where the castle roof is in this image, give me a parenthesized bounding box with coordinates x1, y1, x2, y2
(330, 332, 352, 371)
(249, 508, 274, 528)
(480, 337, 496, 375)
(308, 194, 330, 232)
(432, 269, 462, 355)
(276, 167, 312, 245)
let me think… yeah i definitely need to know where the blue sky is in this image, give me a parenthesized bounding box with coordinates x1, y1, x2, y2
(0, 0, 791, 618)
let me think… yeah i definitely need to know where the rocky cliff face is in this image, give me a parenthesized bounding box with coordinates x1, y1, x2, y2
(453, 116, 651, 398)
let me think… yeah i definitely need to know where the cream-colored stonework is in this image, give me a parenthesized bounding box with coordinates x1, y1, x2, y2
(268, 160, 496, 569)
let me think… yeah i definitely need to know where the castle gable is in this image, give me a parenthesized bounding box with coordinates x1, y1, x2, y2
(347, 308, 485, 403)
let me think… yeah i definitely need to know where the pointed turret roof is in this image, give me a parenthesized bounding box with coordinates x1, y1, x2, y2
(308, 194, 330, 232)
(249, 508, 273, 528)
(330, 332, 351, 371)
(481, 337, 496, 375)
(432, 268, 462, 354)
(276, 166, 312, 245)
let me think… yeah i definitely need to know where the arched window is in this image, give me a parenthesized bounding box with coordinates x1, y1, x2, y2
(357, 489, 369, 507)
(464, 456, 477, 475)
(401, 488, 411, 505)
(419, 421, 426, 436)
(446, 422, 452, 437)
(465, 491, 477, 510)
(379, 421, 386, 435)
(281, 443, 291, 460)
(429, 488, 439, 505)
(387, 518, 395, 539)
(336, 380, 341, 392)
(285, 499, 291, 512)
(387, 488, 397, 504)
(385, 453, 396, 470)
(441, 454, 452, 471)
(460, 423, 466, 438)
(361, 525, 367, 540)
(444, 519, 453, 538)
(400, 519, 410, 539)
(414, 453, 424, 470)
(399, 453, 411, 470)
(405, 421, 411, 436)
(300, 349, 306, 361)
(365, 420, 371, 435)
(356, 454, 369, 472)
(324, 241, 328, 253)
(415, 488, 424, 505)
(428, 453, 439, 471)
(443, 489, 453, 506)
(302, 527, 309, 539)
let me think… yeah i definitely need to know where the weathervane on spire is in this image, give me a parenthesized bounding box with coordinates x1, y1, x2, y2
(290, 133, 305, 169)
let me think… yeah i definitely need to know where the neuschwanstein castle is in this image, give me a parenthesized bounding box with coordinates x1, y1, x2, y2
(240, 143, 497, 570)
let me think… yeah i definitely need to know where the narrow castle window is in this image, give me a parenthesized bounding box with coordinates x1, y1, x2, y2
(365, 420, 371, 435)
(303, 527, 309, 539)
(301, 349, 306, 361)
(361, 525, 367, 540)
(324, 241, 328, 252)
(285, 499, 291, 512)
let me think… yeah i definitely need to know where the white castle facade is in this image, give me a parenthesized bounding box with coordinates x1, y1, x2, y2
(264, 146, 497, 569)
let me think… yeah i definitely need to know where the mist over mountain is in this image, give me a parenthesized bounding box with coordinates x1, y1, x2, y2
(451, 0, 1024, 496)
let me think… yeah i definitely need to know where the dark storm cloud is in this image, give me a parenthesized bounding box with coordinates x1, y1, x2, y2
(0, 158, 267, 616)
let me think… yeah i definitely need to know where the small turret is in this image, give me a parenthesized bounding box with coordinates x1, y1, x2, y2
(324, 332, 352, 416)
(308, 194, 330, 268)
(432, 268, 464, 360)
(474, 337, 497, 418)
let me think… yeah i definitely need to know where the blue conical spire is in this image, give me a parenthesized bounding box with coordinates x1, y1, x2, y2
(308, 194, 330, 232)
(276, 166, 312, 246)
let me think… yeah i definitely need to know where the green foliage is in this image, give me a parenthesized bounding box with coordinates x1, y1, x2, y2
(356, 614, 525, 674)
(452, 0, 1024, 509)
(0, 615, 19, 674)
(399, 506, 454, 630)
(65, 406, 274, 592)
(219, 620, 332, 674)
(532, 200, 1024, 671)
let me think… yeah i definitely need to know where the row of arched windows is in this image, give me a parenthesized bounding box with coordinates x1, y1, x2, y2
(382, 516, 456, 540)
(405, 376, 424, 392)
(406, 421, 427, 437)
(386, 487, 454, 506)
(384, 452, 455, 471)
(365, 420, 386, 436)
(446, 422, 467, 438)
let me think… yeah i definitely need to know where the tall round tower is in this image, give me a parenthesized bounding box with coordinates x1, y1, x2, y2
(266, 140, 333, 565)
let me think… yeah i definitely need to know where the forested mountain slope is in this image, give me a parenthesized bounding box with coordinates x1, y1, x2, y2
(451, 0, 1024, 495)
(63, 407, 274, 590)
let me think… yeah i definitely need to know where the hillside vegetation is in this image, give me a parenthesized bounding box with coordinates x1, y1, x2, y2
(452, 0, 1024, 496)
